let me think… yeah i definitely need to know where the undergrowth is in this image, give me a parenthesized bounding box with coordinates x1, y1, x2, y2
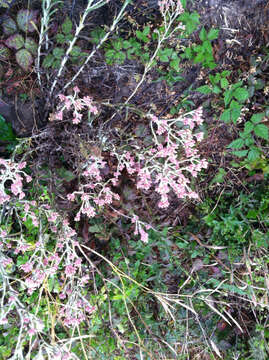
(0, 0, 268, 359)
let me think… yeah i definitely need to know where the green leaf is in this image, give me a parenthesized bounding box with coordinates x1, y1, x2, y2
(248, 149, 260, 161)
(254, 124, 269, 140)
(231, 108, 241, 124)
(53, 47, 65, 59)
(17, 9, 38, 33)
(143, 26, 150, 36)
(232, 87, 249, 102)
(207, 28, 219, 40)
(56, 33, 65, 44)
(16, 49, 33, 71)
(170, 57, 180, 71)
(42, 54, 54, 68)
(244, 121, 254, 134)
(212, 85, 221, 94)
(62, 17, 72, 35)
(220, 78, 229, 89)
(123, 40, 131, 49)
(5, 34, 24, 50)
(231, 150, 248, 157)
(25, 37, 37, 55)
(196, 85, 212, 94)
(224, 90, 233, 107)
(199, 27, 207, 41)
(0, 114, 17, 143)
(227, 138, 245, 149)
(112, 39, 122, 51)
(2, 16, 17, 35)
(220, 109, 231, 123)
(250, 112, 265, 124)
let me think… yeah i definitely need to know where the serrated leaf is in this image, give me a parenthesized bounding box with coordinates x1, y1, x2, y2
(5, 34, 24, 50)
(0, 44, 10, 61)
(16, 49, 33, 71)
(224, 90, 233, 106)
(196, 85, 212, 94)
(56, 33, 65, 44)
(2, 16, 17, 35)
(220, 109, 231, 123)
(233, 87, 249, 102)
(220, 78, 228, 89)
(254, 124, 269, 140)
(199, 27, 207, 41)
(62, 17, 72, 35)
(207, 28, 219, 40)
(53, 47, 65, 59)
(250, 112, 265, 124)
(25, 37, 37, 55)
(244, 121, 254, 134)
(231, 108, 241, 124)
(248, 149, 260, 161)
(17, 9, 38, 33)
(170, 58, 180, 71)
(227, 138, 245, 149)
(231, 150, 248, 157)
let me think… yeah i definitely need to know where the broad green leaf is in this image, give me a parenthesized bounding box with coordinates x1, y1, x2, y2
(0, 44, 10, 61)
(17, 9, 38, 33)
(196, 85, 212, 94)
(232, 87, 249, 102)
(62, 17, 72, 35)
(53, 47, 65, 59)
(250, 112, 265, 124)
(248, 149, 260, 161)
(220, 78, 229, 89)
(254, 124, 269, 140)
(199, 27, 207, 41)
(224, 90, 233, 106)
(227, 138, 245, 149)
(2, 16, 17, 35)
(170, 58, 180, 71)
(56, 33, 65, 44)
(231, 108, 241, 124)
(207, 28, 219, 40)
(16, 49, 33, 71)
(220, 109, 231, 123)
(212, 85, 221, 94)
(5, 34, 24, 50)
(25, 37, 37, 55)
(231, 150, 248, 157)
(0, 114, 17, 142)
(244, 121, 254, 134)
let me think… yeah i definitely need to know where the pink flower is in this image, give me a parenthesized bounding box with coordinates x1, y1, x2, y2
(55, 111, 63, 120)
(48, 212, 58, 222)
(65, 264, 76, 276)
(21, 262, 33, 273)
(139, 227, 148, 243)
(67, 193, 75, 201)
(73, 86, 80, 93)
(18, 162, 26, 170)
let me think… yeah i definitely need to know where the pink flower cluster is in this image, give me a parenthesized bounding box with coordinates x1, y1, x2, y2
(58, 295, 95, 328)
(158, 0, 184, 15)
(0, 159, 32, 204)
(112, 107, 208, 209)
(55, 86, 98, 124)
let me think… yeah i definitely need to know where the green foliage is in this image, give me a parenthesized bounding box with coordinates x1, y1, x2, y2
(1, 10, 38, 71)
(182, 27, 218, 69)
(43, 16, 87, 69)
(202, 184, 269, 251)
(227, 111, 269, 171)
(0, 114, 18, 152)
